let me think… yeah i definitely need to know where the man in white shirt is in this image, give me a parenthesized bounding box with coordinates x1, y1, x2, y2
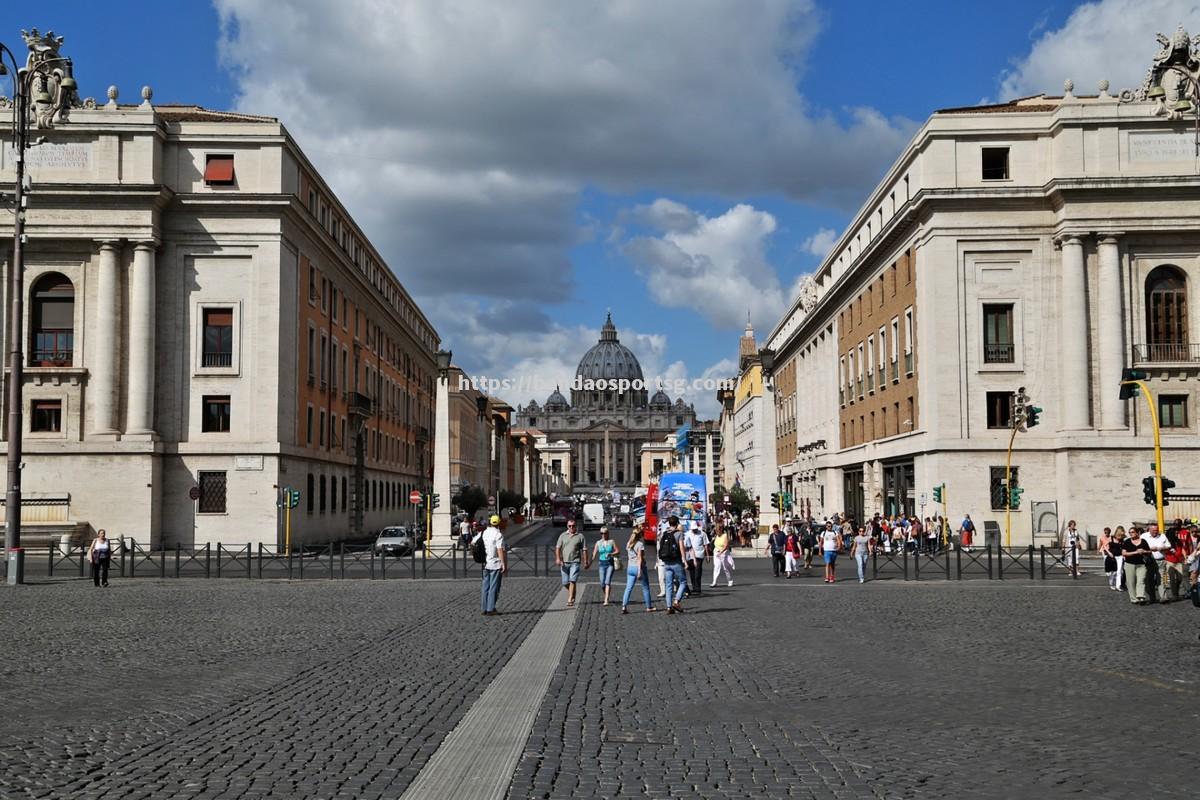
(459, 517, 472, 550)
(474, 515, 507, 616)
(684, 523, 710, 596)
(1141, 524, 1171, 603)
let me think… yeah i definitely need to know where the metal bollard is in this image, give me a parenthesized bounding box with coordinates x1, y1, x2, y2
(1040, 546, 1047, 580)
(1028, 545, 1035, 580)
(205, 543, 211, 578)
(258, 542, 263, 579)
(339, 541, 345, 580)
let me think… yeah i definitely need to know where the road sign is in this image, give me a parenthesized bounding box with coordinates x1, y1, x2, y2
(919, 492, 927, 506)
(488, 495, 496, 506)
(723, 495, 730, 503)
(410, 490, 422, 504)
(188, 486, 201, 501)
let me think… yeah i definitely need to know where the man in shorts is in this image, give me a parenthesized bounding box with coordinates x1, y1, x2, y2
(555, 519, 590, 607)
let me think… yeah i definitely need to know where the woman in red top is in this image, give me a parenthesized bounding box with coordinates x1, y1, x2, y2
(784, 527, 802, 578)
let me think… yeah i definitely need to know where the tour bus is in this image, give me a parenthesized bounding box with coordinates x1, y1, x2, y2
(551, 496, 576, 526)
(639, 482, 658, 543)
(655, 472, 708, 543)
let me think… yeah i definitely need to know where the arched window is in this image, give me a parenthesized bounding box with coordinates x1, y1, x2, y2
(30, 273, 74, 366)
(1146, 265, 1188, 361)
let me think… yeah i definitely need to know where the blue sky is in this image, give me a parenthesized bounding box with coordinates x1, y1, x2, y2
(2, 0, 1187, 416)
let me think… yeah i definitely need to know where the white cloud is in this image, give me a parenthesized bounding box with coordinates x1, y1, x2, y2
(998, 0, 1200, 100)
(215, 0, 915, 304)
(800, 226, 838, 258)
(622, 200, 786, 330)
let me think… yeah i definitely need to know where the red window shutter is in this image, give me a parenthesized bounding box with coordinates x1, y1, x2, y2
(204, 309, 233, 327)
(204, 155, 235, 184)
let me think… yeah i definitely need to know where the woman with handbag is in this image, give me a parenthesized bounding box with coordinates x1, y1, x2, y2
(592, 526, 620, 606)
(621, 524, 656, 614)
(87, 529, 113, 588)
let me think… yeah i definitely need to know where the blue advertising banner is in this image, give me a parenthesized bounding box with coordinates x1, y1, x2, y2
(656, 472, 707, 533)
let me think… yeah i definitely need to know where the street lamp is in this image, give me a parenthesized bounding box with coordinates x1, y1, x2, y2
(1, 31, 78, 584)
(435, 348, 452, 378)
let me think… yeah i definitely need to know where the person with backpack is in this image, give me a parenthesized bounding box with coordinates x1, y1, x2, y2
(473, 515, 507, 616)
(658, 515, 687, 614)
(555, 519, 590, 608)
(765, 524, 787, 577)
(958, 514, 975, 552)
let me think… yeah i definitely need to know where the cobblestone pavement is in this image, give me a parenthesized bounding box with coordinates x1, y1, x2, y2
(4, 561, 1196, 799)
(0, 578, 556, 799)
(508, 561, 1198, 799)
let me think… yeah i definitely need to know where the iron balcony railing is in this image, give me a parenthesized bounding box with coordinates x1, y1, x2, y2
(1133, 343, 1200, 363)
(202, 351, 233, 368)
(984, 343, 1015, 363)
(30, 349, 73, 366)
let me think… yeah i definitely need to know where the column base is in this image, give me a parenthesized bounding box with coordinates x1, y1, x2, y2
(122, 430, 158, 441)
(88, 429, 122, 441)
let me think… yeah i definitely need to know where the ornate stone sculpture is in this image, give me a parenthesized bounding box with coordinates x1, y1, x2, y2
(1120, 24, 1200, 118)
(798, 276, 818, 313)
(21, 28, 79, 128)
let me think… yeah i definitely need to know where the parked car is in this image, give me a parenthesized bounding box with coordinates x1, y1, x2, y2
(582, 503, 605, 529)
(612, 511, 633, 528)
(374, 526, 415, 556)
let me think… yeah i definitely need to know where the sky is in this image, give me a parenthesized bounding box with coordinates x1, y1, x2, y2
(4, 0, 1199, 417)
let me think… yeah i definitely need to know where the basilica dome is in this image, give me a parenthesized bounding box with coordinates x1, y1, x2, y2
(575, 313, 645, 384)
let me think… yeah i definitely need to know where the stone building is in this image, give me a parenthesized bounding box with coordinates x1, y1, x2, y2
(513, 314, 696, 493)
(768, 29, 1200, 542)
(0, 32, 438, 547)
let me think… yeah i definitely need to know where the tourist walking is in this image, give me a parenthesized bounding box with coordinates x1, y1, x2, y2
(87, 529, 113, 588)
(710, 524, 734, 587)
(801, 521, 817, 569)
(851, 525, 872, 584)
(475, 515, 507, 616)
(1142, 524, 1171, 603)
(821, 522, 842, 583)
(621, 524, 655, 614)
(1121, 528, 1152, 604)
(1063, 520, 1084, 576)
(1108, 526, 1127, 591)
(592, 526, 620, 606)
(765, 524, 787, 577)
(1163, 523, 1192, 602)
(959, 514, 975, 552)
(658, 516, 688, 614)
(555, 519, 590, 608)
(684, 522, 709, 596)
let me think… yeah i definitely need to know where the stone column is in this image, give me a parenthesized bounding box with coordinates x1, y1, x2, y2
(1058, 236, 1091, 430)
(433, 369, 452, 546)
(1096, 235, 1126, 429)
(126, 242, 156, 436)
(91, 241, 121, 436)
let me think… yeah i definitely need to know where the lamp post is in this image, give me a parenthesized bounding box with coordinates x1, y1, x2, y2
(1, 31, 77, 584)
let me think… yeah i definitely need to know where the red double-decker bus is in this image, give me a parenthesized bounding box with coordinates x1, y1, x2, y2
(641, 482, 658, 543)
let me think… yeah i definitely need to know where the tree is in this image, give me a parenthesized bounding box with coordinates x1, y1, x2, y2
(713, 484, 754, 517)
(453, 486, 487, 520)
(499, 489, 527, 514)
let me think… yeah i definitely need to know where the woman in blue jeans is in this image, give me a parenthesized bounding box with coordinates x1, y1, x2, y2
(592, 526, 620, 606)
(621, 525, 656, 614)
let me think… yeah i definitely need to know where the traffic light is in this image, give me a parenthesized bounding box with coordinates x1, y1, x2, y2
(431, 493, 441, 509)
(1008, 486, 1024, 509)
(932, 484, 943, 504)
(1119, 368, 1149, 401)
(770, 492, 780, 510)
(1025, 406, 1041, 428)
(289, 489, 300, 509)
(1161, 476, 1175, 507)
(1142, 476, 1156, 506)
(783, 492, 793, 511)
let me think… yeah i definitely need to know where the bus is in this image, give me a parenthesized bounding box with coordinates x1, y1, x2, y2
(636, 482, 658, 543)
(551, 496, 576, 527)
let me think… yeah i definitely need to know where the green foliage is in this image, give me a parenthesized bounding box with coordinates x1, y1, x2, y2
(453, 485, 488, 518)
(498, 489, 527, 512)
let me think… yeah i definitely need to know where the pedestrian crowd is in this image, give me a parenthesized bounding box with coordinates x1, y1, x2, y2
(1098, 518, 1200, 606)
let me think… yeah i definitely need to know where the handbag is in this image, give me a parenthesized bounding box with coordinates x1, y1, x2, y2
(612, 556, 621, 571)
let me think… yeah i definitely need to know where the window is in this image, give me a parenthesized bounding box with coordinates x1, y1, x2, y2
(203, 154, 235, 186)
(342, 476, 348, 511)
(307, 326, 316, 382)
(906, 396, 915, 431)
(877, 327, 886, 375)
(904, 307, 915, 374)
(202, 395, 231, 432)
(306, 473, 314, 514)
(990, 465, 1017, 510)
(866, 336, 875, 392)
(857, 343, 865, 398)
(309, 265, 318, 303)
(331, 475, 338, 511)
(986, 391, 1013, 429)
(202, 308, 233, 368)
(839, 356, 846, 406)
(198, 471, 227, 513)
(319, 409, 326, 447)
(331, 288, 338, 323)
(320, 334, 328, 387)
(890, 318, 900, 381)
(30, 272, 74, 366)
(306, 405, 313, 445)
(981, 147, 1009, 180)
(982, 304, 1015, 363)
(1159, 395, 1189, 428)
(1145, 265, 1188, 361)
(321, 277, 328, 314)
(308, 188, 316, 212)
(331, 339, 339, 393)
(31, 399, 61, 432)
(319, 475, 327, 513)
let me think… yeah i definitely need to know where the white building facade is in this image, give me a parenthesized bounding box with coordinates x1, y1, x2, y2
(768, 31, 1200, 543)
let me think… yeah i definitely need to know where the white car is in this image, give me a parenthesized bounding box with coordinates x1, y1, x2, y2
(374, 526, 416, 556)
(582, 503, 605, 529)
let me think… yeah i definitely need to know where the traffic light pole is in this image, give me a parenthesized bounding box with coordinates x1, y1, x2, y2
(1004, 424, 1019, 548)
(1123, 379, 1166, 533)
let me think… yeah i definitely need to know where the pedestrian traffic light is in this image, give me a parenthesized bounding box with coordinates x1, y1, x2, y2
(783, 492, 793, 511)
(1119, 368, 1149, 400)
(1161, 476, 1175, 506)
(932, 484, 943, 503)
(286, 489, 298, 508)
(1008, 486, 1024, 509)
(1142, 476, 1157, 505)
(1025, 406, 1041, 428)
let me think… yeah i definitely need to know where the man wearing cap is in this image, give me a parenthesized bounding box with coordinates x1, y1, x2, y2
(474, 514, 507, 616)
(555, 519, 590, 607)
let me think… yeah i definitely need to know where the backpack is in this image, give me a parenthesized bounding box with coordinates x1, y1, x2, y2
(658, 529, 681, 562)
(472, 533, 487, 564)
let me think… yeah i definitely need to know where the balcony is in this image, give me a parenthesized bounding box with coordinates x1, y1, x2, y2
(30, 349, 73, 367)
(1133, 343, 1200, 364)
(202, 351, 233, 368)
(983, 343, 1015, 364)
(348, 391, 374, 417)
